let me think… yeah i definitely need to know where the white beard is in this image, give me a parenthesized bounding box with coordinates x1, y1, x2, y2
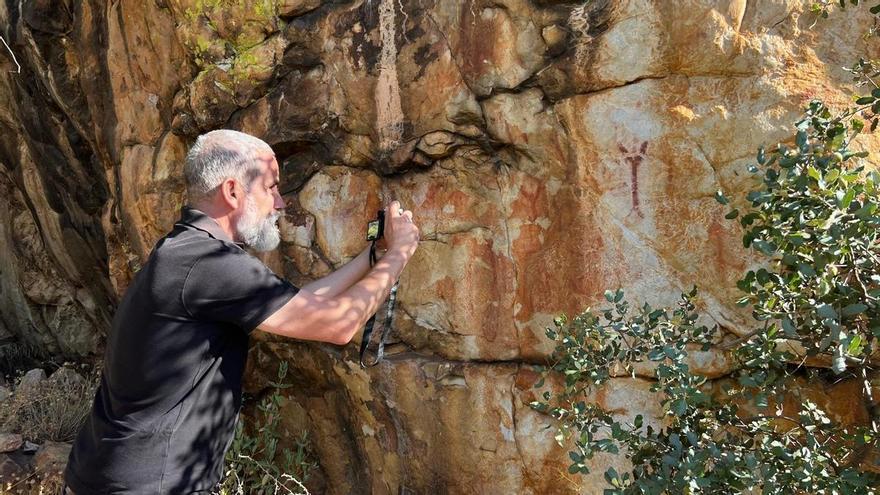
(235, 196, 281, 252)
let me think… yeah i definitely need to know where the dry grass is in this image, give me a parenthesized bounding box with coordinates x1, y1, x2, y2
(0, 365, 98, 443)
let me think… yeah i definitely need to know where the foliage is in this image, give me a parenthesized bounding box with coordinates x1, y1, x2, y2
(720, 96, 880, 379)
(533, 3, 880, 493)
(810, 0, 880, 20)
(216, 362, 317, 495)
(534, 288, 877, 494)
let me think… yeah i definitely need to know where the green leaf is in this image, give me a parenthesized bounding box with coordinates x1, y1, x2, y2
(855, 202, 877, 219)
(817, 304, 838, 320)
(725, 209, 740, 220)
(782, 317, 797, 337)
(856, 96, 876, 105)
(604, 467, 619, 484)
(715, 190, 729, 205)
(752, 240, 776, 255)
(852, 118, 865, 134)
(829, 127, 847, 149)
(634, 415, 643, 429)
(755, 392, 769, 407)
(797, 263, 817, 277)
(840, 188, 856, 209)
(671, 399, 687, 416)
(841, 303, 867, 317)
(825, 168, 840, 183)
(611, 422, 623, 439)
(847, 334, 862, 355)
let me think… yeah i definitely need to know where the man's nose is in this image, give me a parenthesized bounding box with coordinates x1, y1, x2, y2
(273, 190, 285, 209)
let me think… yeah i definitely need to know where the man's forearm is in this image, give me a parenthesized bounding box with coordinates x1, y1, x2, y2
(300, 245, 375, 298)
(330, 246, 411, 344)
(258, 202, 418, 345)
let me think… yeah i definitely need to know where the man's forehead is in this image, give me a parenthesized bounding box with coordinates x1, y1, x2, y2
(254, 151, 279, 179)
(268, 156, 280, 182)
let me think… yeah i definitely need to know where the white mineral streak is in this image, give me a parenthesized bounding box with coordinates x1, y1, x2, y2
(375, 0, 405, 151)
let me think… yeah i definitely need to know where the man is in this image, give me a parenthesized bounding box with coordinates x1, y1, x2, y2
(64, 129, 420, 493)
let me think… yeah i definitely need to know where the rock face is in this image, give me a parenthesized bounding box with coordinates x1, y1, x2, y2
(0, 434, 23, 454)
(1, 0, 879, 493)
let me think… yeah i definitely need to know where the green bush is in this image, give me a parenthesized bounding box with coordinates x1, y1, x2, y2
(216, 362, 317, 495)
(532, 2, 880, 493)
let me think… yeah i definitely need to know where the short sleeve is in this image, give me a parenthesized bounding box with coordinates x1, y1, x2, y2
(182, 245, 299, 333)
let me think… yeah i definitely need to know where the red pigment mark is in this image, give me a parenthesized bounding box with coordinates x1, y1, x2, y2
(617, 142, 649, 218)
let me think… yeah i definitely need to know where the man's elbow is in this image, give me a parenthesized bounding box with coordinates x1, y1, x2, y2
(281, 291, 363, 345)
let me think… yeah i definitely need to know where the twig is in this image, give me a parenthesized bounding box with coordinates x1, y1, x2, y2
(719, 320, 769, 350)
(848, 252, 877, 302)
(237, 454, 310, 495)
(7, 470, 38, 490)
(0, 36, 20, 73)
(863, 366, 878, 432)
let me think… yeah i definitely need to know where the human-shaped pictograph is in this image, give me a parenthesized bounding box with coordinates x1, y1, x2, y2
(617, 141, 649, 219)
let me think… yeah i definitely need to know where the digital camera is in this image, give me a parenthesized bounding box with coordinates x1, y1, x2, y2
(366, 209, 385, 241)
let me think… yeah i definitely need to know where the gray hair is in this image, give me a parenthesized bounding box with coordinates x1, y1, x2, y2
(184, 129, 273, 204)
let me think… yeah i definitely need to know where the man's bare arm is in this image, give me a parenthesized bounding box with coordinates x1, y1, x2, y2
(258, 245, 411, 344)
(299, 245, 373, 298)
(258, 201, 417, 344)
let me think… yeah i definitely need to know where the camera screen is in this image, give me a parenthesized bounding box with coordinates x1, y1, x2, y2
(366, 220, 380, 241)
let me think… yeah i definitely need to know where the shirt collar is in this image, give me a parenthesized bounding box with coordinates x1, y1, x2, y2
(177, 206, 241, 246)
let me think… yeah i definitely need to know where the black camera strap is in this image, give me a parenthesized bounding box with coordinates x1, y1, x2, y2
(359, 240, 399, 367)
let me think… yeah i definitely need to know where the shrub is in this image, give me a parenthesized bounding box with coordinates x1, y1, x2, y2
(534, 287, 878, 493)
(216, 361, 317, 495)
(0, 365, 97, 443)
(532, 2, 880, 493)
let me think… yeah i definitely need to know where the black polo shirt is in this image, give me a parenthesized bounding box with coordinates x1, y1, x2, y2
(65, 207, 298, 494)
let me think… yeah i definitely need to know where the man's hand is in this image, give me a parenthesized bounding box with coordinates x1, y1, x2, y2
(379, 200, 420, 258)
(258, 199, 419, 345)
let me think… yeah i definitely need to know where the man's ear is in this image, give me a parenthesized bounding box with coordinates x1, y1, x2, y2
(220, 178, 243, 209)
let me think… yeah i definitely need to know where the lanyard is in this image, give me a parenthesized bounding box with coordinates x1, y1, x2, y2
(358, 240, 399, 367)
